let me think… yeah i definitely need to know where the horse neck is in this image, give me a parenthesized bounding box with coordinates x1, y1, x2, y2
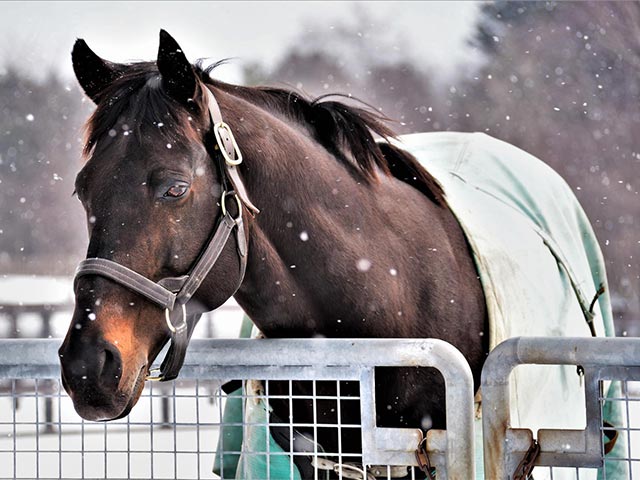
(214, 87, 477, 340)
(214, 90, 361, 332)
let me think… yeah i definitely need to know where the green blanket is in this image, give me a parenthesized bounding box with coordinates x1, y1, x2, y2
(402, 132, 623, 480)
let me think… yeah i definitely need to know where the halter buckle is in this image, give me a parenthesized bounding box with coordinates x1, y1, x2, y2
(146, 368, 163, 382)
(165, 303, 187, 334)
(214, 121, 243, 166)
(221, 191, 243, 222)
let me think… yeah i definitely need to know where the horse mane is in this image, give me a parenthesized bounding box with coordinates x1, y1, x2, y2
(233, 87, 445, 205)
(196, 62, 444, 205)
(83, 60, 445, 205)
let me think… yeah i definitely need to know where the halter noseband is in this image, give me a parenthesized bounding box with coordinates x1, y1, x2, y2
(74, 87, 259, 382)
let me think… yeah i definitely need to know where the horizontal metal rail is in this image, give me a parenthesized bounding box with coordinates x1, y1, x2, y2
(482, 336, 640, 479)
(0, 337, 475, 480)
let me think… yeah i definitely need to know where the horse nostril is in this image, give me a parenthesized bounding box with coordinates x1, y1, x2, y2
(99, 342, 123, 391)
(59, 339, 122, 393)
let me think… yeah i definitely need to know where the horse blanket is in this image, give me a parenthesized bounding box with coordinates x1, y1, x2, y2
(402, 132, 624, 480)
(215, 132, 624, 479)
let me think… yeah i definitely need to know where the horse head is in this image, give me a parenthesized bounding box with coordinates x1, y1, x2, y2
(59, 31, 247, 421)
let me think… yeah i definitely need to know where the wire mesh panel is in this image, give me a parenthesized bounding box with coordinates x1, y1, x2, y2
(0, 379, 224, 479)
(596, 379, 640, 479)
(0, 338, 475, 479)
(482, 337, 640, 480)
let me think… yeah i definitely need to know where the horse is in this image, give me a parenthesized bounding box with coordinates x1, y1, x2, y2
(59, 31, 611, 478)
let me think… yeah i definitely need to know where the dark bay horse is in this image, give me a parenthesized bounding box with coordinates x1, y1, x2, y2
(58, 30, 487, 464)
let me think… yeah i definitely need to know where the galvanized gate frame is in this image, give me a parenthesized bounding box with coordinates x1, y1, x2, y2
(0, 337, 475, 480)
(482, 336, 639, 478)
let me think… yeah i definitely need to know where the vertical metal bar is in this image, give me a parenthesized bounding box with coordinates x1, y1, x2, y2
(103, 421, 107, 479)
(241, 380, 247, 480)
(126, 406, 131, 480)
(265, 379, 271, 480)
(217, 385, 225, 480)
(600, 383, 608, 480)
(312, 380, 318, 480)
(289, 379, 294, 480)
(12, 379, 16, 479)
(337, 380, 343, 476)
(36, 379, 40, 478)
(41, 311, 54, 435)
(625, 381, 633, 480)
(81, 417, 85, 479)
(172, 381, 177, 479)
(162, 396, 170, 426)
(44, 390, 54, 434)
(57, 379, 62, 479)
(196, 379, 201, 478)
(150, 381, 155, 479)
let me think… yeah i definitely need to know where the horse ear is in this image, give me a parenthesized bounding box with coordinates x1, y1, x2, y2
(157, 30, 197, 105)
(72, 39, 124, 104)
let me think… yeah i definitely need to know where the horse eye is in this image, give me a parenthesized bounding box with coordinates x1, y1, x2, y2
(164, 184, 189, 198)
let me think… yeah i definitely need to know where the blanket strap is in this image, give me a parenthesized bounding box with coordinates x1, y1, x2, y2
(586, 283, 607, 337)
(415, 436, 436, 480)
(603, 420, 619, 455)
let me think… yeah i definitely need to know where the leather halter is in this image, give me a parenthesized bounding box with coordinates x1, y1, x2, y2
(74, 87, 258, 381)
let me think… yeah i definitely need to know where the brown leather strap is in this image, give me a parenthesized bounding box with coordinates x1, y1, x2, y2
(205, 88, 259, 214)
(603, 420, 619, 455)
(175, 212, 237, 304)
(513, 439, 540, 480)
(75, 258, 178, 310)
(75, 212, 242, 310)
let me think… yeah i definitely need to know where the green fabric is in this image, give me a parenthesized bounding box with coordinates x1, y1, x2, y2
(402, 132, 625, 479)
(213, 316, 252, 478)
(213, 316, 303, 479)
(600, 381, 627, 480)
(235, 388, 302, 480)
(213, 388, 244, 478)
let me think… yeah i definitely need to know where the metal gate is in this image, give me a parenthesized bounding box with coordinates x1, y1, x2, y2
(482, 336, 640, 479)
(0, 338, 475, 479)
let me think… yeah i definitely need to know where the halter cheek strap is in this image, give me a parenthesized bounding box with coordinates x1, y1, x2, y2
(74, 86, 255, 382)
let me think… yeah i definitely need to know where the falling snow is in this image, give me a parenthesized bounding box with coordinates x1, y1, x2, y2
(357, 258, 372, 272)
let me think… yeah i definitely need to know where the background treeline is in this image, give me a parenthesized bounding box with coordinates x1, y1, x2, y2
(1, 2, 638, 331)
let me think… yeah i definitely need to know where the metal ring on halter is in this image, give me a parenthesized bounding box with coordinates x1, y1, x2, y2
(164, 303, 187, 334)
(213, 121, 243, 166)
(221, 190, 243, 221)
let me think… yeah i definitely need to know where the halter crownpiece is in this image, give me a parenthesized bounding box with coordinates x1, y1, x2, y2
(74, 86, 257, 381)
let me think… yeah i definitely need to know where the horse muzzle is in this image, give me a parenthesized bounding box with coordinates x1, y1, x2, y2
(58, 336, 145, 421)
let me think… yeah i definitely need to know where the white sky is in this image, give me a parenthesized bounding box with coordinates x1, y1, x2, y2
(0, 1, 480, 84)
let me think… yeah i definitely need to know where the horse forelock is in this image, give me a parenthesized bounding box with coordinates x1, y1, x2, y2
(82, 62, 205, 160)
